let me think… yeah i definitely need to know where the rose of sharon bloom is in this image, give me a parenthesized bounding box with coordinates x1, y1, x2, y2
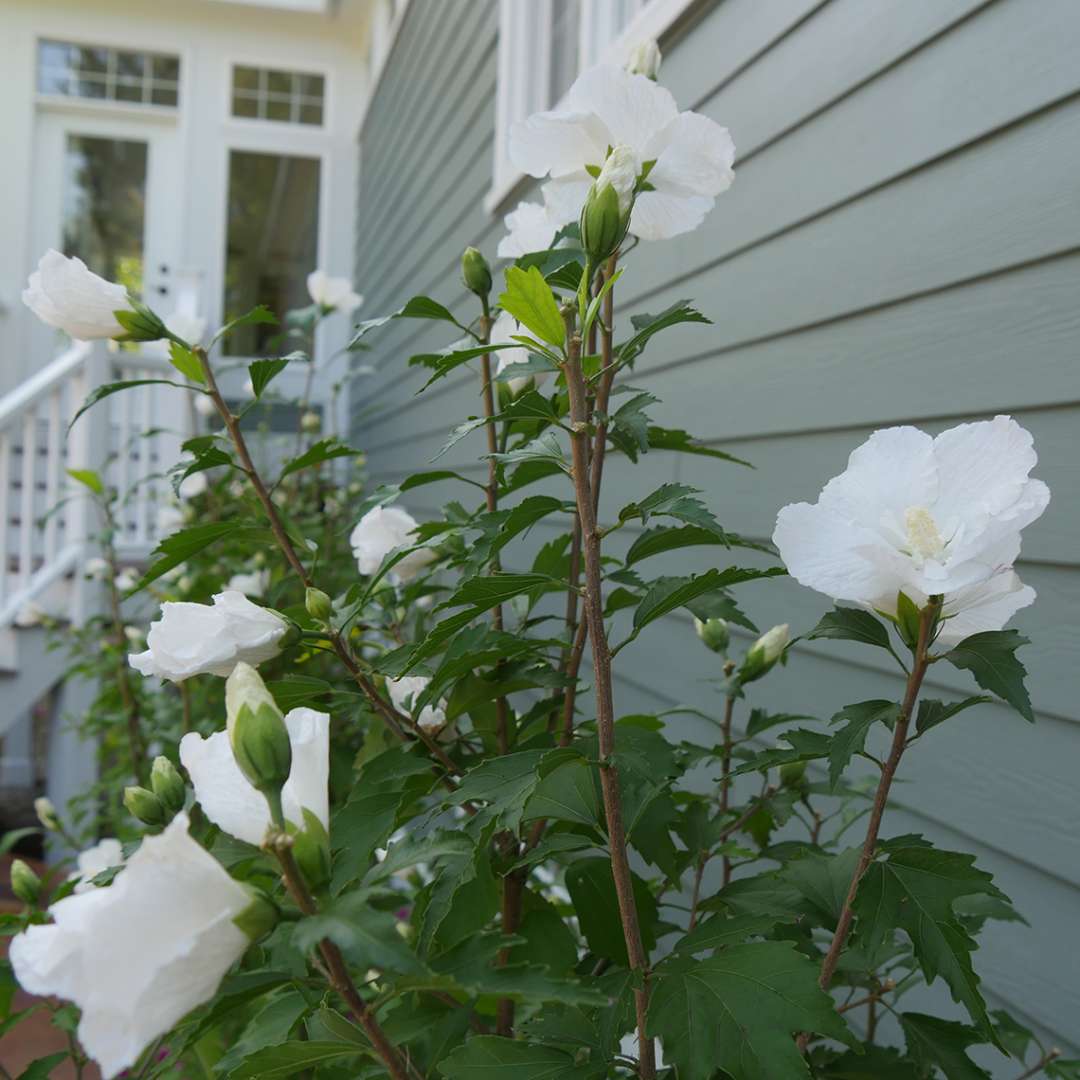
(129, 590, 290, 682)
(227, 569, 269, 597)
(306, 269, 363, 314)
(71, 837, 125, 894)
(22, 249, 134, 340)
(350, 505, 436, 584)
(180, 707, 329, 845)
(507, 65, 734, 243)
(773, 416, 1049, 647)
(387, 675, 449, 735)
(9, 814, 254, 1079)
(489, 312, 551, 396)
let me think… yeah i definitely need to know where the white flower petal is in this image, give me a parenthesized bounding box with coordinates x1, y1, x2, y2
(630, 189, 714, 241)
(10, 815, 251, 1080)
(180, 707, 329, 845)
(23, 250, 130, 340)
(387, 676, 449, 735)
(509, 109, 609, 178)
(350, 505, 433, 583)
(72, 838, 125, 893)
(644, 111, 735, 199)
(935, 571, 1036, 648)
(498, 201, 557, 258)
(565, 66, 678, 153)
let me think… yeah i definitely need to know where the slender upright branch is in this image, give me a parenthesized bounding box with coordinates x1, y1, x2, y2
(815, 598, 942, 991)
(266, 832, 414, 1080)
(194, 347, 460, 778)
(564, 314, 656, 1080)
(719, 667, 736, 886)
(588, 255, 618, 516)
(1014, 1049, 1062, 1080)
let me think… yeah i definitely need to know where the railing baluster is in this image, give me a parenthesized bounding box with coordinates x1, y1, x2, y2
(0, 432, 10, 609)
(43, 388, 62, 564)
(18, 409, 37, 592)
(138, 369, 153, 545)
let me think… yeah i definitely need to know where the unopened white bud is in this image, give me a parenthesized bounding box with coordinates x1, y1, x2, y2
(627, 39, 661, 79)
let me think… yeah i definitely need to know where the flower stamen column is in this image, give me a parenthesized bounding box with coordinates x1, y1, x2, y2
(564, 316, 656, 1080)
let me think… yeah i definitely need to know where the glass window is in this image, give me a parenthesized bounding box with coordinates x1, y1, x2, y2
(37, 39, 181, 108)
(229, 65, 326, 126)
(222, 151, 321, 356)
(62, 135, 147, 296)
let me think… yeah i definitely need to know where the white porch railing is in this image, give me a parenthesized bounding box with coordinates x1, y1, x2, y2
(0, 340, 193, 629)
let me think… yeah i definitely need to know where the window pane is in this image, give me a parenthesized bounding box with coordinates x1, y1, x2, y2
(223, 151, 320, 356)
(265, 96, 291, 123)
(115, 51, 146, 78)
(76, 76, 108, 99)
(296, 73, 324, 100)
(37, 40, 179, 107)
(116, 78, 145, 103)
(233, 65, 259, 92)
(150, 84, 179, 107)
(298, 102, 323, 126)
(232, 91, 258, 118)
(151, 54, 180, 82)
(266, 69, 293, 96)
(73, 46, 109, 76)
(62, 135, 147, 296)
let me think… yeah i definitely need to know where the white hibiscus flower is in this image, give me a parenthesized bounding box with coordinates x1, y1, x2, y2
(350, 505, 436, 584)
(773, 416, 1049, 646)
(387, 675, 451, 736)
(507, 64, 734, 243)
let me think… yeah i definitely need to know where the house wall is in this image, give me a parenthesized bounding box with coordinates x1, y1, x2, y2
(351, 0, 1080, 1061)
(0, 0, 371, 399)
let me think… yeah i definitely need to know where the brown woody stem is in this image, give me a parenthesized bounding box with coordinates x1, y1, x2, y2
(813, 597, 942, 1000)
(564, 312, 656, 1080)
(267, 833, 414, 1080)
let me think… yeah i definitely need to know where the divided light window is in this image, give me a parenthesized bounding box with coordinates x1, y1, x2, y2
(37, 40, 180, 107)
(231, 66, 325, 126)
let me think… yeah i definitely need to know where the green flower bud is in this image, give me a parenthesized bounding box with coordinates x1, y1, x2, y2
(779, 759, 809, 791)
(292, 809, 332, 893)
(114, 298, 168, 343)
(579, 145, 640, 263)
(150, 756, 186, 816)
(305, 586, 333, 625)
(694, 616, 730, 654)
(10, 859, 41, 905)
(300, 409, 322, 435)
(232, 885, 280, 942)
(226, 663, 292, 826)
(34, 797, 59, 832)
(738, 623, 790, 685)
(124, 785, 167, 827)
(461, 246, 492, 298)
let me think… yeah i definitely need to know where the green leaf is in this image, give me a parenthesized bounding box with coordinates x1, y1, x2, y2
(524, 754, 602, 829)
(729, 729, 832, 779)
(564, 857, 658, 966)
(500, 265, 566, 348)
(212, 989, 310, 1076)
(855, 841, 1010, 1039)
(809, 607, 896, 654)
(643, 426, 752, 465)
(400, 469, 487, 492)
(632, 567, 784, 634)
(439, 572, 555, 614)
(625, 524, 741, 567)
(901, 1013, 992, 1080)
(135, 521, 268, 593)
(439, 1036, 606, 1079)
(410, 342, 520, 390)
(331, 788, 405, 892)
(491, 431, 570, 473)
(777, 847, 862, 927)
(671, 913, 782, 956)
(608, 391, 657, 461)
(916, 696, 993, 736)
(815, 1046, 925, 1079)
(66, 468, 103, 496)
(168, 340, 205, 384)
(248, 356, 290, 398)
(211, 304, 277, 347)
(444, 750, 560, 832)
(226, 1041, 366, 1079)
(17, 1053, 69, 1080)
(827, 700, 900, 790)
(347, 294, 469, 348)
(267, 674, 334, 712)
(69, 378, 199, 431)
(293, 895, 424, 974)
(617, 300, 710, 366)
(278, 438, 361, 481)
(944, 630, 1033, 722)
(648, 942, 854, 1080)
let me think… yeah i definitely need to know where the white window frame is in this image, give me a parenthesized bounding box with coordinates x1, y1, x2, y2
(485, 0, 703, 214)
(224, 56, 332, 132)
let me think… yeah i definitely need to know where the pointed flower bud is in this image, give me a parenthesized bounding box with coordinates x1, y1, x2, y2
(291, 809, 332, 893)
(150, 756, 186, 816)
(694, 616, 730, 654)
(226, 663, 292, 827)
(124, 785, 167, 827)
(461, 246, 492, 298)
(305, 586, 333, 625)
(739, 624, 790, 684)
(10, 859, 41, 905)
(34, 797, 59, 832)
(579, 145, 640, 263)
(779, 759, 809, 790)
(626, 39, 662, 79)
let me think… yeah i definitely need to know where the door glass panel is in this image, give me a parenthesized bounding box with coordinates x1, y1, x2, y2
(223, 150, 321, 356)
(62, 135, 147, 296)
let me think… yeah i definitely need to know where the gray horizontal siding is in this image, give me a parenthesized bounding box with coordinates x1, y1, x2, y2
(353, 0, 1080, 1059)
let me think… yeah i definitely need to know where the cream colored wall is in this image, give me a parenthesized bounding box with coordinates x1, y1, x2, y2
(0, 0, 373, 395)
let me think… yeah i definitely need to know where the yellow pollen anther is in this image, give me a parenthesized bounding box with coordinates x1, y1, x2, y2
(904, 506, 945, 560)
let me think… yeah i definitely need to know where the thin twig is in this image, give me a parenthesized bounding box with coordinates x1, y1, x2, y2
(1014, 1049, 1062, 1080)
